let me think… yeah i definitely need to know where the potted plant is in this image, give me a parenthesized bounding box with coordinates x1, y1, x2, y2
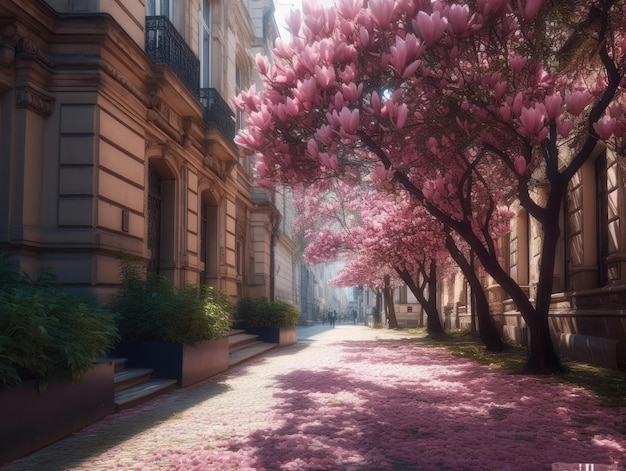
(236, 298, 300, 346)
(0, 254, 118, 465)
(108, 258, 232, 387)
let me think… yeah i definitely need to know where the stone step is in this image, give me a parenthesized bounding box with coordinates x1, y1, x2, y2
(114, 379, 177, 411)
(228, 332, 261, 351)
(228, 341, 277, 368)
(114, 367, 153, 392)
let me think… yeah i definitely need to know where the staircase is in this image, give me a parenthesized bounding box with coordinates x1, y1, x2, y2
(108, 331, 277, 411)
(112, 358, 177, 411)
(228, 329, 278, 368)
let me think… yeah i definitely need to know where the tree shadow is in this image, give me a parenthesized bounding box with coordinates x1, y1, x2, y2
(213, 340, 625, 471)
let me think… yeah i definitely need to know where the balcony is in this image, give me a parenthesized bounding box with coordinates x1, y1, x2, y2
(145, 16, 200, 98)
(200, 88, 236, 141)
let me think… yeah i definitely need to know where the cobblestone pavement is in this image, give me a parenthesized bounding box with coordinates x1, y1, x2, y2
(3, 325, 625, 471)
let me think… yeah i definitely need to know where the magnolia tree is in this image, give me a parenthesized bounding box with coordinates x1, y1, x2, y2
(296, 181, 507, 348)
(235, 0, 626, 373)
(332, 255, 404, 326)
(295, 183, 446, 332)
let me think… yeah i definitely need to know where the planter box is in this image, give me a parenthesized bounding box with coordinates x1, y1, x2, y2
(245, 326, 297, 347)
(0, 362, 115, 465)
(114, 337, 229, 387)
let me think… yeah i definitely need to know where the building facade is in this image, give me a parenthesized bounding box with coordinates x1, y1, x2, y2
(0, 0, 301, 311)
(401, 145, 626, 368)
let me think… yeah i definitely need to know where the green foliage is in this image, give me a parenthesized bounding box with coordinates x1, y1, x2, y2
(236, 297, 300, 328)
(108, 257, 232, 344)
(0, 254, 119, 392)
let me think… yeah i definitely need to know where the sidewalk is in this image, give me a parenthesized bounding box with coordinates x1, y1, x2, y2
(3, 325, 624, 471)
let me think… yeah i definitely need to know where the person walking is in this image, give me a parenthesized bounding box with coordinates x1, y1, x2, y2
(331, 310, 337, 328)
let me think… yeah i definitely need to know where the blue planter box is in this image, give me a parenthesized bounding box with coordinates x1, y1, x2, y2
(114, 337, 229, 387)
(0, 362, 115, 465)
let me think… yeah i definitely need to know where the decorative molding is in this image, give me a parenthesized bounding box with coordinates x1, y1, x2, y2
(203, 155, 226, 179)
(15, 37, 38, 58)
(16, 87, 54, 117)
(147, 85, 162, 109)
(102, 63, 149, 107)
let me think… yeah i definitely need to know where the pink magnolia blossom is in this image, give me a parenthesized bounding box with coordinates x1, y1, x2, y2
(255, 53, 270, 76)
(314, 65, 336, 88)
(285, 7, 303, 37)
(543, 93, 563, 120)
(447, 4, 475, 36)
(292, 77, 319, 109)
(336, 107, 360, 136)
(414, 11, 448, 46)
(514, 155, 527, 175)
(518, 0, 543, 21)
(509, 54, 528, 72)
(336, 0, 362, 21)
(557, 117, 575, 137)
(341, 82, 363, 104)
(367, 0, 395, 28)
(593, 116, 617, 140)
(565, 90, 593, 116)
(518, 105, 548, 141)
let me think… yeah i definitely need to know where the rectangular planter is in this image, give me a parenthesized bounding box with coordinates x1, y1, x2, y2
(245, 326, 297, 347)
(0, 362, 115, 465)
(114, 337, 229, 387)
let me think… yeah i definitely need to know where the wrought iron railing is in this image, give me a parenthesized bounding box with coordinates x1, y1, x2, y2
(200, 88, 236, 141)
(145, 16, 200, 98)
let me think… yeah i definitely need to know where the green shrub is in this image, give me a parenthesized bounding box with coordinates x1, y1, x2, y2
(236, 297, 300, 328)
(108, 258, 232, 344)
(0, 254, 119, 392)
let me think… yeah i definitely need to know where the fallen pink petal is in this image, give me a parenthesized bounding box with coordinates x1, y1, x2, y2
(4, 327, 624, 471)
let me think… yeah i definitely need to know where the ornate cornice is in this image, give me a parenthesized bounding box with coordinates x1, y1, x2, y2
(16, 87, 54, 117)
(102, 62, 149, 107)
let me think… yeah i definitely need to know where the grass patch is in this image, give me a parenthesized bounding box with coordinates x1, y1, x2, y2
(388, 328, 626, 407)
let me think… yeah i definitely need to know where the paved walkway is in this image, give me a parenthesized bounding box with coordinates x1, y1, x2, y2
(3, 325, 625, 471)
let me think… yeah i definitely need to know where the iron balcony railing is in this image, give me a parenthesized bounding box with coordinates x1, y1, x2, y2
(145, 16, 200, 98)
(200, 88, 236, 141)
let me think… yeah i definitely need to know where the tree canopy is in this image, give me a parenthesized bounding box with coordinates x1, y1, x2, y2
(235, 0, 626, 372)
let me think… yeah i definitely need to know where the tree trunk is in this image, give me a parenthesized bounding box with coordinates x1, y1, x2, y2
(445, 233, 503, 351)
(522, 195, 563, 373)
(383, 275, 399, 329)
(396, 264, 445, 335)
(449, 205, 562, 372)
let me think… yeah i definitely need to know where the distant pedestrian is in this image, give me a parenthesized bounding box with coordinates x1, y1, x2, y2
(352, 310, 357, 325)
(331, 310, 337, 328)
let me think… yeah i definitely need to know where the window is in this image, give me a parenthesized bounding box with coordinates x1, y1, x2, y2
(201, 0, 212, 88)
(147, 0, 183, 33)
(235, 65, 246, 130)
